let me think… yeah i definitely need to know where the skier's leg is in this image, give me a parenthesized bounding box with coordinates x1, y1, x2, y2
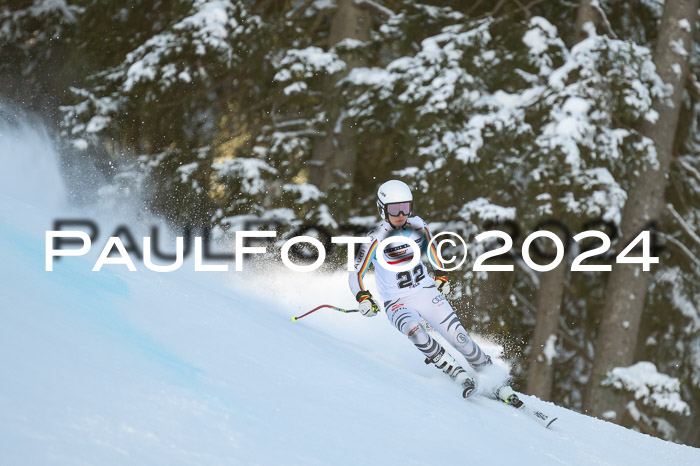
(415, 289, 491, 368)
(384, 298, 476, 397)
(414, 288, 522, 404)
(384, 298, 440, 360)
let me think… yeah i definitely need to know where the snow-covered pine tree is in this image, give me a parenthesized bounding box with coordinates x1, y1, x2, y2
(60, 0, 266, 228)
(0, 0, 83, 114)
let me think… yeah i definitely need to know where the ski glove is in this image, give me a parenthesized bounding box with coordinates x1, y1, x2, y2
(435, 276, 450, 295)
(356, 290, 379, 317)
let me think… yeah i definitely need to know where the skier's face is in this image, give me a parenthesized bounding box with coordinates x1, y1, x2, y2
(388, 212, 407, 228)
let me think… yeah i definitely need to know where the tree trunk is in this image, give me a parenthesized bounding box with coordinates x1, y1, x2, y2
(574, 0, 597, 44)
(584, 0, 697, 419)
(526, 252, 568, 401)
(308, 0, 371, 191)
(328, 0, 372, 46)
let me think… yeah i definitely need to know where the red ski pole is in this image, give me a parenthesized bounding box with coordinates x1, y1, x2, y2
(292, 304, 359, 322)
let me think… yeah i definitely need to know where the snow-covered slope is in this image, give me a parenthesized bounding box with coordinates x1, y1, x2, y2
(1, 122, 699, 465)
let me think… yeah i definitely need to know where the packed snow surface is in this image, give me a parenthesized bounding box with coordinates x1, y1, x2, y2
(1, 121, 699, 465)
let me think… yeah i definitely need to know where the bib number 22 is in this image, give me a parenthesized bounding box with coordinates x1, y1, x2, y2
(397, 264, 425, 288)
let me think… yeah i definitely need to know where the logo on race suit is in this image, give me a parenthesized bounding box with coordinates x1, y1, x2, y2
(384, 244, 410, 254)
(354, 249, 366, 267)
(456, 333, 467, 344)
(391, 303, 405, 312)
(354, 234, 375, 267)
(432, 294, 446, 304)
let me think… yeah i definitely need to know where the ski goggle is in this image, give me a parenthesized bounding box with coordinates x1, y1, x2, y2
(385, 201, 412, 217)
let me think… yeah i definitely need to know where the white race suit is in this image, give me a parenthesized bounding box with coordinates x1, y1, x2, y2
(348, 216, 490, 368)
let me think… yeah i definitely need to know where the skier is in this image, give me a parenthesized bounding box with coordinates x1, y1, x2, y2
(349, 180, 521, 405)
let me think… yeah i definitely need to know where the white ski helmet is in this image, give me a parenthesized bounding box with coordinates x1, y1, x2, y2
(376, 180, 413, 219)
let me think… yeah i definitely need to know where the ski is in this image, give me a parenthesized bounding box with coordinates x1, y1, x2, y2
(514, 400, 558, 429)
(487, 385, 558, 428)
(494, 394, 557, 429)
(463, 385, 559, 429)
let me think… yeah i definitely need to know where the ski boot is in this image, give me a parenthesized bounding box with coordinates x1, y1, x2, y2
(494, 383, 523, 408)
(426, 348, 477, 398)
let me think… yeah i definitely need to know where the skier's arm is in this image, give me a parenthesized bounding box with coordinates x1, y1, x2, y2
(348, 236, 380, 316)
(422, 223, 450, 294)
(422, 223, 444, 271)
(348, 237, 378, 298)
